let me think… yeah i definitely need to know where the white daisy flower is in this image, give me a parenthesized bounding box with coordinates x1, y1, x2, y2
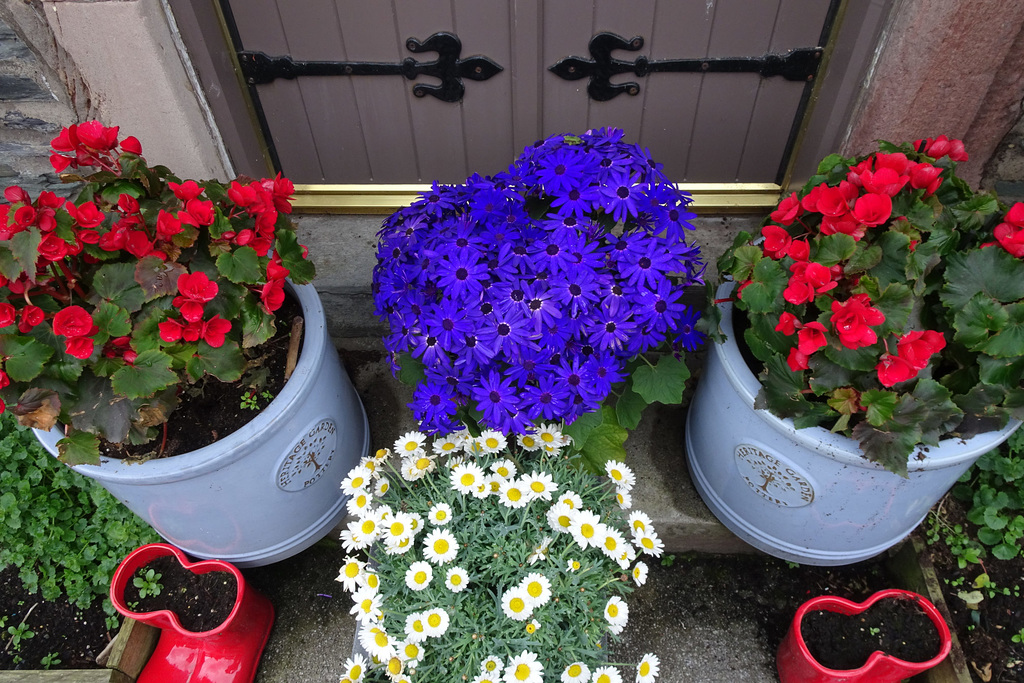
(498, 477, 530, 509)
(432, 434, 461, 456)
(617, 543, 638, 571)
(489, 458, 517, 480)
(394, 431, 426, 456)
(384, 512, 415, 544)
(401, 461, 426, 482)
(516, 431, 542, 452)
(566, 558, 581, 573)
(634, 530, 665, 558)
(447, 455, 467, 470)
(519, 572, 552, 607)
(354, 515, 382, 543)
(525, 618, 540, 635)
(341, 466, 373, 496)
(372, 447, 391, 462)
(445, 566, 469, 592)
(404, 561, 433, 591)
(600, 527, 628, 561)
(592, 665, 623, 683)
(339, 523, 371, 552)
(604, 596, 629, 635)
(604, 460, 636, 491)
(480, 655, 503, 675)
(632, 561, 649, 587)
(358, 570, 380, 591)
(568, 509, 605, 549)
(342, 653, 368, 683)
(636, 653, 660, 683)
(383, 654, 404, 680)
(536, 423, 566, 450)
(373, 477, 391, 498)
(397, 639, 425, 664)
(407, 512, 424, 533)
(428, 502, 452, 525)
(423, 527, 459, 564)
(360, 626, 395, 661)
(404, 612, 429, 643)
(477, 429, 507, 454)
(357, 455, 381, 477)
(560, 661, 590, 683)
(383, 533, 415, 556)
(500, 587, 534, 621)
(336, 555, 365, 592)
(503, 650, 543, 683)
(346, 490, 374, 516)
(520, 470, 558, 501)
(557, 490, 583, 510)
(451, 462, 486, 494)
(615, 489, 632, 510)
(349, 586, 382, 623)
(526, 536, 553, 565)
(409, 453, 436, 475)
(472, 676, 499, 683)
(546, 502, 575, 534)
(626, 510, 653, 536)
(422, 608, 450, 637)
(471, 478, 493, 499)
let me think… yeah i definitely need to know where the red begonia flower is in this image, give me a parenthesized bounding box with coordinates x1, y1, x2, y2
(169, 180, 203, 202)
(797, 322, 828, 356)
(994, 222, 1024, 258)
(69, 201, 105, 229)
(775, 312, 799, 336)
(787, 239, 809, 261)
(184, 198, 215, 226)
(896, 330, 946, 370)
(876, 353, 919, 387)
(830, 294, 885, 350)
(18, 305, 44, 333)
(761, 225, 792, 259)
(783, 261, 837, 305)
(174, 272, 219, 323)
(860, 166, 909, 197)
(0, 369, 9, 390)
(198, 315, 232, 348)
(120, 136, 142, 155)
(770, 192, 803, 226)
(53, 306, 96, 338)
(156, 210, 183, 240)
(64, 336, 95, 360)
(159, 318, 185, 343)
(75, 121, 120, 152)
(851, 192, 892, 227)
(787, 346, 810, 372)
(37, 233, 70, 262)
(261, 278, 286, 313)
(0, 302, 16, 328)
(815, 184, 853, 217)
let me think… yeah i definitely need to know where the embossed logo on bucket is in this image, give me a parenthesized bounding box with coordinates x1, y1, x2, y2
(734, 444, 814, 507)
(277, 419, 337, 491)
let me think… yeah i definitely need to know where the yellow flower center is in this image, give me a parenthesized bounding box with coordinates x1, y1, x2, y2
(604, 537, 617, 551)
(414, 571, 427, 584)
(558, 515, 572, 528)
(526, 623, 536, 633)
(608, 604, 619, 618)
(404, 441, 418, 451)
(633, 520, 646, 532)
(355, 494, 367, 507)
(597, 675, 611, 683)
(374, 632, 389, 647)
(485, 660, 498, 672)
(563, 498, 576, 509)
(641, 537, 654, 549)
(568, 664, 581, 676)
(441, 441, 456, 451)
(515, 664, 531, 681)
(361, 520, 376, 534)
(497, 466, 510, 477)
(521, 436, 536, 448)
(416, 457, 430, 470)
(404, 644, 419, 658)
(427, 613, 441, 628)
(350, 664, 362, 678)
(508, 488, 522, 502)
(366, 574, 379, 588)
(379, 482, 389, 494)
(436, 510, 447, 520)
(510, 597, 526, 613)
(639, 662, 650, 676)
(435, 539, 449, 554)
(610, 470, 623, 481)
(581, 524, 594, 538)
(360, 599, 373, 611)
(460, 473, 475, 486)
(413, 620, 424, 633)
(388, 657, 402, 674)
(375, 448, 388, 458)
(540, 432, 554, 443)
(571, 561, 580, 570)
(345, 564, 359, 578)
(485, 437, 500, 449)
(530, 481, 545, 493)
(391, 522, 405, 536)
(450, 574, 462, 585)
(352, 476, 364, 488)
(527, 582, 543, 598)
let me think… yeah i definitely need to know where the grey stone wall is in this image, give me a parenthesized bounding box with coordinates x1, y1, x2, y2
(982, 112, 1024, 205)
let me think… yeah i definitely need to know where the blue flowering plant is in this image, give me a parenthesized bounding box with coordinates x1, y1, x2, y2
(373, 129, 705, 470)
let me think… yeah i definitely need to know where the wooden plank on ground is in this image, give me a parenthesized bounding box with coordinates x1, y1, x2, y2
(0, 672, 110, 682)
(104, 618, 160, 683)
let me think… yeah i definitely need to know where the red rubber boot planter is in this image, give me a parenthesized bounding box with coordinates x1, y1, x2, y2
(777, 589, 951, 683)
(110, 543, 274, 683)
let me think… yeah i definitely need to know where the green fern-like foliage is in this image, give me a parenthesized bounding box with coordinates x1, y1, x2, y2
(0, 414, 159, 616)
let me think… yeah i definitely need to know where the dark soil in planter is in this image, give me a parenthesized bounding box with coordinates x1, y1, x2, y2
(98, 293, 303, 461)
(925, 495, 1024, 682)
(120, 555, 236, 633)
(801, 595, 943, 670)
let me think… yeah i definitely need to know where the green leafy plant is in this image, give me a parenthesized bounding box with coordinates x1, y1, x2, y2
(39, 651, 61, 669)
(240, 389, 273, 411)
(952, 428, 1024, 560)
(0, 121, 315, 465)
(925, 513, 984, 568)
(708, 136, 1024, 476)
(1012, 627, 1024, 644)
(5, 622, 34, 650)
(132, 567, 162, 598)
(0, 413, 159, 616)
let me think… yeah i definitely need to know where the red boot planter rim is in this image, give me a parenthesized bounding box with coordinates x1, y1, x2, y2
(110, 543, 275, 683)
(111, 542, 250, 633)
(777, 588, 952, 683)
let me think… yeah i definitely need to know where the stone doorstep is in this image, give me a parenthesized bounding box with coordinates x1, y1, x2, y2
(332, 336, 757, 556)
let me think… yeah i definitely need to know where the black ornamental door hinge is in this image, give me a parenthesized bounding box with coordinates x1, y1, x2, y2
(549, 32, 823, 101)
(237, 32, 503, 103)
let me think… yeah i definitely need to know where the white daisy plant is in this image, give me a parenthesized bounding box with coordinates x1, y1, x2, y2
(336, 430, 660, 682)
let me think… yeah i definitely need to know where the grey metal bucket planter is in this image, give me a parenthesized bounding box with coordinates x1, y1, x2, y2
(35, 281, 369, 567)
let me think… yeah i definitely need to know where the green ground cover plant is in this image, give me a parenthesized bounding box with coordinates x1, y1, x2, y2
(0, 414, 159, 620)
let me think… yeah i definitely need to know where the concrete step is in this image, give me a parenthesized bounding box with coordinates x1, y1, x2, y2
(333, 336, 755, 556)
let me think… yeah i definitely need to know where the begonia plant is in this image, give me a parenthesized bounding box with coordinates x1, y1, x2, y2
(336, 425, 662, 683)
(709, 136, 1024, 476)
(372, 129, 705, 470)
(0, 121, 314, 465)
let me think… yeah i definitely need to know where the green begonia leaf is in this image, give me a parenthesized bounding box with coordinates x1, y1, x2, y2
(979, 303, 1024, 359)
(68, 372, 133, 443)
(811, 233, 856, 267)
(92, 301, 132, 339)
(240, 298, 277, 349)
(614, 386, 646, 431)
(942, 248, 1024, 309)
(274, 229, 316, 284)
(0, 335, 53, 382)
(110, 349, 177, 399)
(186, 342, 245, 383)
(630, 354, 689, 406)
(739, 257, 787, 314)
(57, 431, 101, 467)
(861, 389, 898, 426)
(93, 262, 146, 312)
(216, 246, 262, 284)
(954, 294, 1008, 351)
